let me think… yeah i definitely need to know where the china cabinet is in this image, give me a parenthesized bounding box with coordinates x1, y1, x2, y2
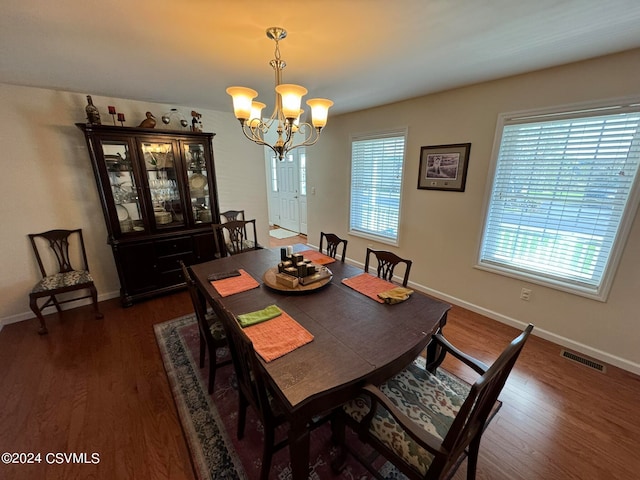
(77, 123, 221, 306)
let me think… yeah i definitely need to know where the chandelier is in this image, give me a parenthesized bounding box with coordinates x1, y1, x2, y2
(226, 27, 333, 161)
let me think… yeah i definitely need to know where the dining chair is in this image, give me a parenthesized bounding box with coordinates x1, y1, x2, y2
(212, 219, 260, 257)
(217, 311, 290, 480)
(332, 324, 534, 480)
(217, 308, 330, 479)
(179, 261, 230, 394)
(220, 210, 247, 247)
(319, 232, 348, 262)
(27, 228, 103, 335)
(364, 247, 413, 287)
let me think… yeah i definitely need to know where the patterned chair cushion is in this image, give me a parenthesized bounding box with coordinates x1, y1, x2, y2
(226, 240, 255, 254)
(206, 312, 226, 342)
(205, 310, 227, 340)
(32, 270, 94, 293)
(343, 359, 470, 476)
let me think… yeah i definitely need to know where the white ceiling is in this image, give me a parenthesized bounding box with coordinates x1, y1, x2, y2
(2, 0, 640, 116)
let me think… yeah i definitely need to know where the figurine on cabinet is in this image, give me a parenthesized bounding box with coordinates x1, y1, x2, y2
(85, 95, 101, 125)
(139, 112, 157, 128)
(191, 111, 203, 132)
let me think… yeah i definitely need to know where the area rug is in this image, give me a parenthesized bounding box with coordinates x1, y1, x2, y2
(269, 228, 298, 239)
(154, 314, 485, 480)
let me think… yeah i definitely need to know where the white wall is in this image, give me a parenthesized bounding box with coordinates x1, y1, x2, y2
(306, 49, 640, 373)
(0, 84, 267, 326)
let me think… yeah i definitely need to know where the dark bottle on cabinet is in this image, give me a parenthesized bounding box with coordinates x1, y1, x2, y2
(85, 95, 101, 125)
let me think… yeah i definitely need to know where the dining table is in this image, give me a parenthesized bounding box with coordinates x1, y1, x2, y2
(189, 245, 451, 480)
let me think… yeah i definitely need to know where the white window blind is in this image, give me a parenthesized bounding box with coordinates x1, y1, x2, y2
(479, 106, 640, 299)
(350, 132, 406, 244)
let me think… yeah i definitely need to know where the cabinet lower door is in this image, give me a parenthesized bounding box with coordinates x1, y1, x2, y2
(193, 231, 217, 262)
(113, 241, 158, 305)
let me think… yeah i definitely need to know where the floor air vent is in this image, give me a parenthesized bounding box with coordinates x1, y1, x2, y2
(560, 349, 606, 373)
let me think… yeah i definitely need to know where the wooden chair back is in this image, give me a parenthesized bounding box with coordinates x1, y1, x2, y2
(180, 261, 207, 327)
(435, 324, 533, 476)
(179, 260, 228, 393)
(212, 219, 259, 257)
(220, 209, 245, 223)
(319, 232, 348, 262)
(220, 314, 273, 425)
(364, 247, 412, 286)
(29, 228, 90, 277)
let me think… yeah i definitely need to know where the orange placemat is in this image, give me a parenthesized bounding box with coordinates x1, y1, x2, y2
(211, 269, 260, 297)
(342, 273, 396, 303)
(242, 309, 314, 362)
(297, 249, 336, 265)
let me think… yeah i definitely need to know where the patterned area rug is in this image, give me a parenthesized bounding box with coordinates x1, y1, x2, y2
(154, 314, 484, 480)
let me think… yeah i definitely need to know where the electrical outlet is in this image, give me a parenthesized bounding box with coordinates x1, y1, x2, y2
(520, 288, 532, 301)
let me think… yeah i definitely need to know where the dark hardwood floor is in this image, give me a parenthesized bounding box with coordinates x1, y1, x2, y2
(1, 259, 639, 479)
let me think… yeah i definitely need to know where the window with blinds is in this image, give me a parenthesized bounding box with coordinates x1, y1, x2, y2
(478, 102, 640, 300)
(349, 131, 407, 245)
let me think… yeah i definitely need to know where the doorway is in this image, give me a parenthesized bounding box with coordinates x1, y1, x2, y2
(265, 148, 308, 235)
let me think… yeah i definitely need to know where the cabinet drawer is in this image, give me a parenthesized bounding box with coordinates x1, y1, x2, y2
(156, 252, 194, 273)
(159, 268, 186, 287)
(155, 237, 192, 257)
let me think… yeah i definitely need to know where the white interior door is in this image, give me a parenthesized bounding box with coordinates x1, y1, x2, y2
(265, 149, 307, 233)
(276, 152, 300, 232)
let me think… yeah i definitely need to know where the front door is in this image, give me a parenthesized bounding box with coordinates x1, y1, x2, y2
(266, 149, 307, 234)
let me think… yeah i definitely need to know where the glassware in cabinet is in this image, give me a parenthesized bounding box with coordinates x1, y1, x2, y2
(141, 141, 186, 229)
(100, 140, 146, 234)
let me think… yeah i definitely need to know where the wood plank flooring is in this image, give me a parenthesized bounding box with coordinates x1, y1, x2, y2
(1, 269, 639, 479)
(268, 228, 307, 248)
(0, 295, 195, 480)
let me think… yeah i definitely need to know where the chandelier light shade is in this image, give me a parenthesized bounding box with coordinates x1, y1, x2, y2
(226, 27, 333, 160)
(226, 87, 258, 121)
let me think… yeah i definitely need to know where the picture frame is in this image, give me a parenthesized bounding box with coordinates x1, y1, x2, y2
(417, 143, 471, 191)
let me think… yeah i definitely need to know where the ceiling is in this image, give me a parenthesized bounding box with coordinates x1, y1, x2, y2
(2, 0, 640, 116)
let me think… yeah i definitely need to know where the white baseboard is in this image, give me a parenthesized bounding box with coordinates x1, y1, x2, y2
(410, 280, 640, 376)
(0, 290, 121, 332)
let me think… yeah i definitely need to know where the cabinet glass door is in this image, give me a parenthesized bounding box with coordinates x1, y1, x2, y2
(184, 143, 213, 224)
(141, 141, 186, 229)
(101, 140, 146, 234)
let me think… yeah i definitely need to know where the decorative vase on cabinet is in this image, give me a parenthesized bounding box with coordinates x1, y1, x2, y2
(76, 123, 221, 306)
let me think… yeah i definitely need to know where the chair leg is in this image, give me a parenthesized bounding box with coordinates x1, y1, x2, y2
(89, 285, 103, 319)
(260, 425, 275, 480)
(207, 349, 216, 395)
(198, 333, 206, 368)
(330, 410, 349, 474)
(237, 393, 248, 440)
(50, 295, 63, 313)
(29, 296, 48, 335)
(466, 435, 481, 480)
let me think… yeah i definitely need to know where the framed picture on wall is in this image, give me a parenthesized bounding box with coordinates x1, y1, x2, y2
(417, 143, 471, 191)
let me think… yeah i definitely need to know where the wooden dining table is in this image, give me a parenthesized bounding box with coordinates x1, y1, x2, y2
(190, 245, 451, 480)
